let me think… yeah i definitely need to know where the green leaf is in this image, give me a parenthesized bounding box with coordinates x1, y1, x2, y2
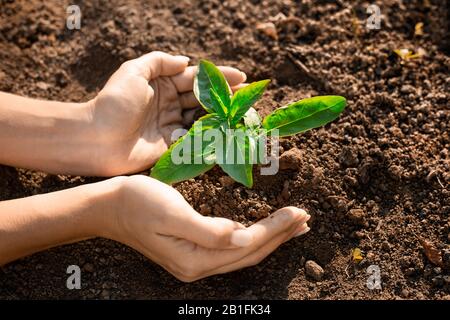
(230, 79, 270, 125)
(150, 114, 221, 184)
(209, 88, 227, 118)
(217, 129, 253, 188)
(262, 95, 346, 137)
(193, 60, 231, 117)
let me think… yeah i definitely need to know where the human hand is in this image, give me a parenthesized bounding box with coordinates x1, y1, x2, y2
(87, 51, 247, 176)
(107, 175, 310, 282)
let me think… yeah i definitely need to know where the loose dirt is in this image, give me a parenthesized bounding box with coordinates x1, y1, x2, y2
(0, 0, 448, 299)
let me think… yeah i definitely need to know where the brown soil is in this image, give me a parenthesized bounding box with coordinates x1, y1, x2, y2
(0, 0, 449, 300)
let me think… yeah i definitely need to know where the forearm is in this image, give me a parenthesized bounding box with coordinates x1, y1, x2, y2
(0, 177, 123, 265)
(0, 92, 99, 175)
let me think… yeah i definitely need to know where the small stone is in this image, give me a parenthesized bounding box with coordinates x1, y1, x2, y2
(279, 147, 303, 170)
(113, 255, 123, 262)
(404, 267, 416, 276)
(83, 263, 94, 273)
(400, 288, 409, 298)
(256, 22, 278, 40)
(381, 241, 391, 252)
(433, 267, 442, 275)
(36, 81, 50, 90)
(432, 276, 444, 287)
(347, 209, 366, 226)
(219, 176, 235, 187)
(339, 147, 359, 167)
(100, 289, 110, 299)
(305, 260, 324, 281)
(366, 252, 375, 261)
(400, 84, 416, 94)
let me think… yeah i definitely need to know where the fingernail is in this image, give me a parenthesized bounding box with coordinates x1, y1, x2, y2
(294, 226, 310, 238)
(230, 229, 253, 247)
(175, 55, 190, 64)
(240, 72, 247, 82)
(297, 209, 307, 218)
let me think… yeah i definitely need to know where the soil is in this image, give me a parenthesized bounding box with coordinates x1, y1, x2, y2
(0, 0, 449, 300)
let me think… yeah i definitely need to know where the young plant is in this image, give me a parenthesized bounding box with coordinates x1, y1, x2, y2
(150, 60, 346, 188)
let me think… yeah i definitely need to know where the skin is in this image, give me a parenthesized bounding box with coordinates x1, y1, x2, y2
(0, 51, 310, 282)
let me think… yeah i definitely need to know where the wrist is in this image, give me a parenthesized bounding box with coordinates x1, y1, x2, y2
(82, 176, 128, 240)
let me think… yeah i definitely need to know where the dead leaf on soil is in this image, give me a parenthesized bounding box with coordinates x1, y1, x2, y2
(414, 22, 424, 36)
(394, 48, 426, 61)
(352, 248, 364, 264)
(418, 237, 443, 267)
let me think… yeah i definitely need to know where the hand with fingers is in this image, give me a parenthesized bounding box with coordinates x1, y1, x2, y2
(89, 51, 247, 176)
(112, 175, 310, 282)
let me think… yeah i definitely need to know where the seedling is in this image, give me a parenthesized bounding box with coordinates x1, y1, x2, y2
(150, 60, 346, 187)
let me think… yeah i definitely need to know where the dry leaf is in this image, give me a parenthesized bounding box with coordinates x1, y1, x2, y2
(414, 22, 424, 36)
(394, 48, 426, 60)
(418, 238, 443, 267)
(256, 22, 278, 40)
(352, 17, 361, 37)
(352, 248, 364, 264)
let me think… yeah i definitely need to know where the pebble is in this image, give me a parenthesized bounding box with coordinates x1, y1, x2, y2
(36, 81, 50, 90)
(100, 289, 110, 299)
(83, 263, 94, 273)
(400, 84, 416, 94)
(347, 209, 366, 226)
(381, 241, 391, 251)
(219, 176, 235, 187)
(305, 260, 324, 281)
(339, 147, 359, 167)
(400, 288, 409, 298)
(431, 276, 444, 287)
(279, 147, 303, 170)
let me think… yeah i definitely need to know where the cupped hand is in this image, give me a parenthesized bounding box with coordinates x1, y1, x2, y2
(87, 51, 247, 176)
(109, 175, 311, 282)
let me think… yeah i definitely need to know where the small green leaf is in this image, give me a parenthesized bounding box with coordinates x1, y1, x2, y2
(230, 79, 270, 125)
(217, 129, 253, 188)
(262, 95, 346, 137)
(150, 114, 220, 184)
(193, 60, 230, 117)
(210, 88, 227, 118)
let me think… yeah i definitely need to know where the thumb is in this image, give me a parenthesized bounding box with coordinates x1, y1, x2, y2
(121, 51, 189, 80)
(174, 211, 254, 249)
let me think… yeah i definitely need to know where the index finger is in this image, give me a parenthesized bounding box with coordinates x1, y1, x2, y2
(171, 66, 247, 93)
